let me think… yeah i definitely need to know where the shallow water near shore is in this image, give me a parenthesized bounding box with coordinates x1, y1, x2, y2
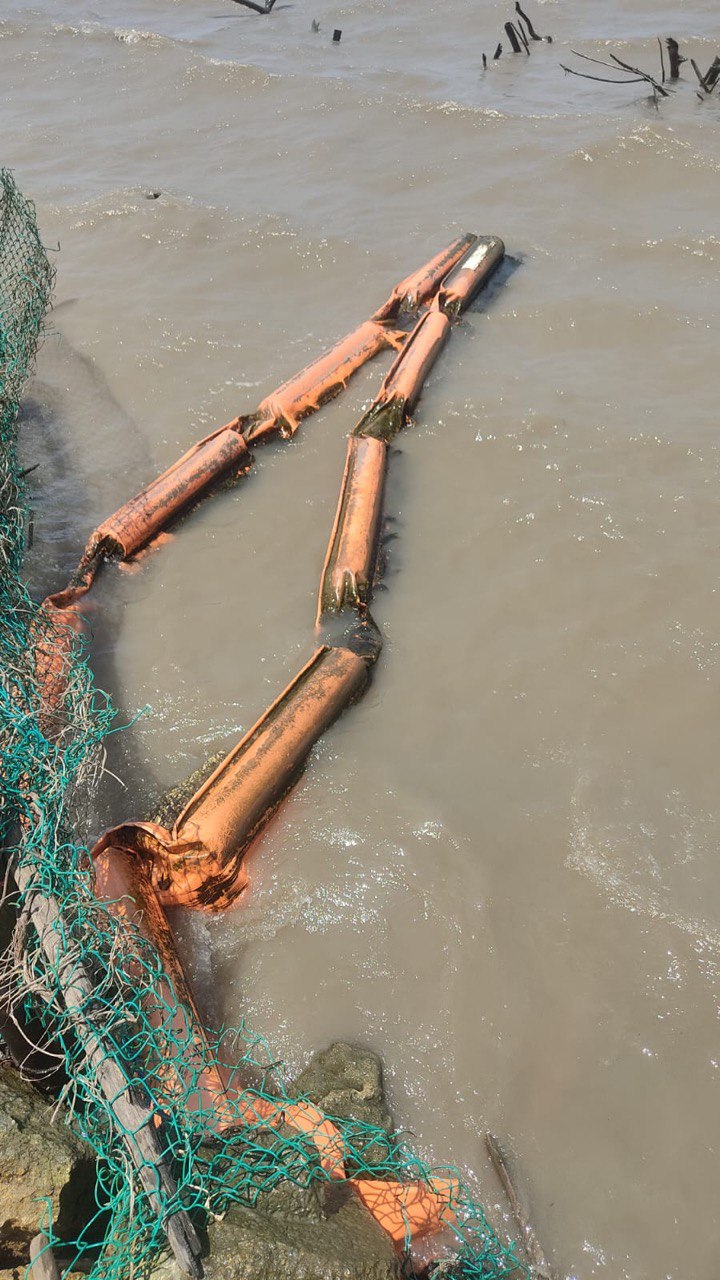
(5, 0, 720, 1275)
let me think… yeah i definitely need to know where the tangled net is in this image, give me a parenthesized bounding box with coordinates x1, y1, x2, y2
(0, 168, 524, 1280)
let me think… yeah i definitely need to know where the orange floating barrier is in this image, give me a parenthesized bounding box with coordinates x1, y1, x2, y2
(437, 235, 505, 318)
(25, 232, 510, 1263)
(317, 435, 388, 621)
(93, 845, 233, 1120)
(165, 643, 368, 907)
(93, 644, 368, 910)
(88, 426, 251, 560)
(355, 307, 451, 441)
(349, 1175, 460, 1248)
(372, 232, 476, 322)
(246, 319, 402, 444)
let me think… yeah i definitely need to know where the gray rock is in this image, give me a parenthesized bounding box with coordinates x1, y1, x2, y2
(152, 1183, 399, 1280)
(290, 1043, 392, 1134)
(0, 1066, 95, 1266)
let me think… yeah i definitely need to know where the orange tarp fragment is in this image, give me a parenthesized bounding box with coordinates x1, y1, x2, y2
(317, 435, 388, 621)
(349, 1175, 460, 1247)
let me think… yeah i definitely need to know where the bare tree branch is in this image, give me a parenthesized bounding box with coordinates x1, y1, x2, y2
(608, 52, 669, 95)
(561, 64, 651, 86)
(230, 0, 277, 12)
(515, 2, 543, 41)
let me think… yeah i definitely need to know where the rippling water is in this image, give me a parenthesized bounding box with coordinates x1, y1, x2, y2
(6, 1, 720, 1275)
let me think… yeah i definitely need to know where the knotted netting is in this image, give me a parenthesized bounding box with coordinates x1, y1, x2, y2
(0, 168, 524, 1280)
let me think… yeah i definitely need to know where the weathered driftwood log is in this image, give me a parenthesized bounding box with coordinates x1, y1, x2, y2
(485, 1133, 553, 1280)
(12, 856, 203, 1278)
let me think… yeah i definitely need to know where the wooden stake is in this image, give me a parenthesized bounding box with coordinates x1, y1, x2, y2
(485, 1133, 554, 1280)
(702, 55, 720, 92)
(515, 19, 531, 54)
(13, 858, 203, 1278)
(504, 21, 523, 54)
(666, 37, 684, 79)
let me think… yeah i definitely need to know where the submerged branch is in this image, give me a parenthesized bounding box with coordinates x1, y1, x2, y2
(561, 64, 652, 86)
(230, 0, 277, 12)
(486, 1133, 554, 1280)
(608, 52, 668, 95)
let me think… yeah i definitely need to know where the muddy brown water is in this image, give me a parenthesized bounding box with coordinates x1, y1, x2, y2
(4, 0, 720, 1275)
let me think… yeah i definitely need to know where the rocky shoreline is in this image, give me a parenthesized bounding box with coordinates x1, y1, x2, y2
(0, 1043, 403, 1280)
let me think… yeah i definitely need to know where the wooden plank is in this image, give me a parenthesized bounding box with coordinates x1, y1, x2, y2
(13, 857, 203, 1278)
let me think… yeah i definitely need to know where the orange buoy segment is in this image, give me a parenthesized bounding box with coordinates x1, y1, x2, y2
(356, 307, 451, 441)
(245, 237, 479, 443)
(246, 319, 402, 444)
(92, 645, 368, 910)
(167, 645, 368, 907)
(92, 426, 251, 560)
(317, 435, 388, 622)
(93, 845, 233, 1119)
(373, 233, 476, 322)
(437, 235, 505, 318)
(349, 1175, 460, 1248)
(29, 602, 86, 732)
